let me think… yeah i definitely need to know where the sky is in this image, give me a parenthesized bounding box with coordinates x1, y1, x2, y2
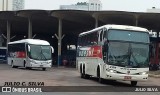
(25, 0, 160, 12)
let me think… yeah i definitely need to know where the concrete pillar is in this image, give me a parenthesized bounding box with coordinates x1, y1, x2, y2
(7, 20, 11, 45)
(57, 18, 62, 67)
(95, 17, 98, 28)
(135, 15, 139, 26)
(92, 13, 99, 28)
(28, 18, 32, 39)
(52, 13, 65, 67)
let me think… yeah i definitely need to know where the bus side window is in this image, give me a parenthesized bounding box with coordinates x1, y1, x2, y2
(103, 28, 107, 43)
(91, 32, 98, 45)
(102, 41, 108, 62)
(102, 28, 108, 62)
(84, 35, 88, 46)
(87, 33, 92, 46)
(98, 30, 103, 45)
(86, 32, 98, 46)
(81, 35, 85, 46)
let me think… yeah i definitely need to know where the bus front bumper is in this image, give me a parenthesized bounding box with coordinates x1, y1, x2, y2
(105, 72, 148, 81)
(30, 63, 52, 68)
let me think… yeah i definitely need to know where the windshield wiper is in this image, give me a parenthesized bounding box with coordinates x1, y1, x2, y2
(128, 44, 143, 68)
(36, 51, 42, 60)
(35, 48, 47, 60)
(40, 47, 47, 60)
(41, 51, 47, 60)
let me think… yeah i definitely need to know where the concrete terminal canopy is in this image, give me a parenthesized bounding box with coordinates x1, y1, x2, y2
(1, 10, 160, 36)
(0, 10, 160, 65)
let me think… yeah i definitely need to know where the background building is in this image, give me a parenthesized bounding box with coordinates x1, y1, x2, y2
(147, 7, 160, 38)
(12, 0, 25, 10)
(147, 7, 160, 13)
(60, 0, 102, 11)
(0, 0, 24, 11)
(0, 29, 4, 47)
(0, 35, 3, 47)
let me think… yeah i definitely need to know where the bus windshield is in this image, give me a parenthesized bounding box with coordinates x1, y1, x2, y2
(107, 30, 150, 68)
(28, 45, 52, 60)
(108, 29, 149, 43)
(108, 42, 149, 68)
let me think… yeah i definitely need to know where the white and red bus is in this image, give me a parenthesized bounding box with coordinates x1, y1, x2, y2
(0, 47, 7, 62)
(76, 25, 150, 86)
(7, 39, 54, 71)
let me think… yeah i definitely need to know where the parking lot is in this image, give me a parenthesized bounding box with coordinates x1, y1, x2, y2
(0, 63, 159, 87)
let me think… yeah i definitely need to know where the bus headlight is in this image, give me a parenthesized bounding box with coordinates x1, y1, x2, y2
(140, 72, 148, 75)
(109, 70, 117, 73)
(30, 60, 37, 64)
(48, 62, 51, 64)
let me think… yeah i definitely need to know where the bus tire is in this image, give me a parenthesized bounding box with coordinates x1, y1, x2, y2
(82, 65, 85, 78)
(42, 68, 46, 71)
(131, 81, 137, 86)
(24, 61, 29, 69)
(82, 65, 90, 79)
(84, 74, 90, 79)
(80, 64, 83, 78)
(11, 61, 16, 68)
(26, 66, 31, 70)
(83, 65, 90, 79)
(97, 66, 104, 83)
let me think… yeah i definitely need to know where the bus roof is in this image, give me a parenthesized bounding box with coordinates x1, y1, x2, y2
(79, 24, 149, 36)
(8, 39, 50, 45)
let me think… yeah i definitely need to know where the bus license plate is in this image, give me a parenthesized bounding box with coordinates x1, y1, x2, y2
(40, 65, 43, 67)
(124, 76, 131, 80)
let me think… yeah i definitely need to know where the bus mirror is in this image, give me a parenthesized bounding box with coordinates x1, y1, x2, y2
(28, 45, 31, 52)
(103, 44, 108, 52)
(51, 46, 54, 53)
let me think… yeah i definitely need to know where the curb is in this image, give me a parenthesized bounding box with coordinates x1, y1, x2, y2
(148, 74, 160, 78)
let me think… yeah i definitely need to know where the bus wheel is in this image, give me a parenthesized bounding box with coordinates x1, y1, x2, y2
(97, 67, 103, 83)
(82, 65, 86, 78)
(84, 74, 90, 79)
(80, 64, 84, 78)
(82, 65, 90, 79)
(131, 81, 137, 86)
(83, 66, 90, 79)
(24, 61, 29, 69)
(11, 61, 16, 68)
(42, 68, 46, 71)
